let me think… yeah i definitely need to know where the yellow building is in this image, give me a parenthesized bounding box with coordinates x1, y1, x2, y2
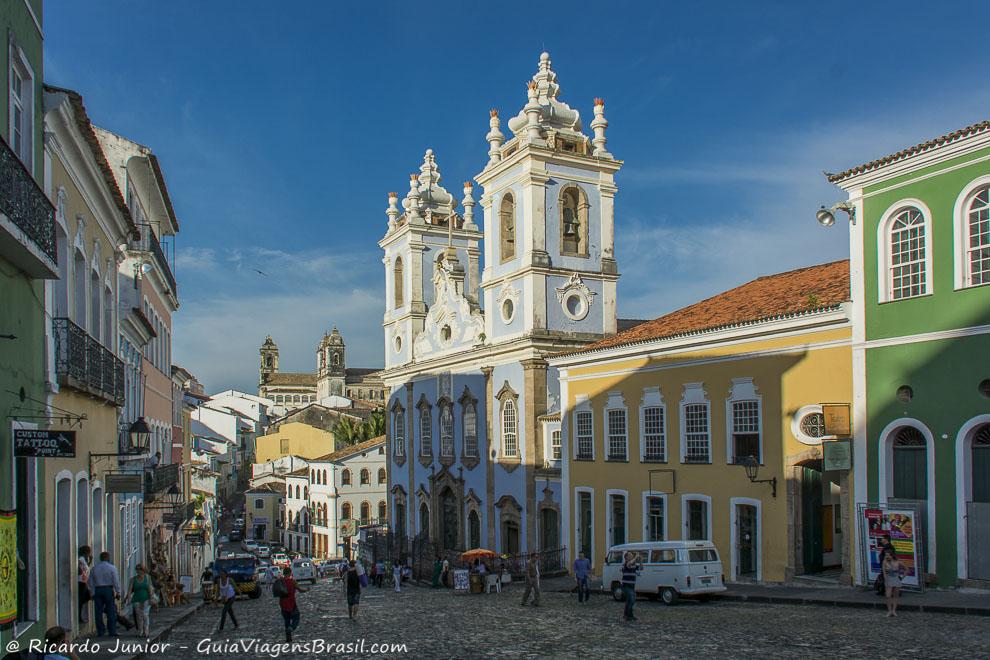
(551, 261, 854, 584)
(42, 86, 139, 635)
(245, 482, 285, 543)
(255, 421, 338, 463)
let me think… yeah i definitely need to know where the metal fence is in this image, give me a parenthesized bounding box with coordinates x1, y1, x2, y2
(0, 132, 56, 263)
(53, 317, 125, 406)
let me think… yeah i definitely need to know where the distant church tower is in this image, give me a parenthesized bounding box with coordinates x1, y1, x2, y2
(259, 335, 279, 386)
(316, 326, 346, 398)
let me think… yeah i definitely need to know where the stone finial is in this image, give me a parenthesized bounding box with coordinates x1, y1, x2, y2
(486, 109, 504, 165)
(591, 98, 611, 158)
(386, 191, 400, 231)
(406, 174, 424, 224)
(461, 181, 477, 230)
(525, 81, 542, 141)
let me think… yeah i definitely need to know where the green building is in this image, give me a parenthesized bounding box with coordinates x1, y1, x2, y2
(0, 0, 55, 645)
(827, 121, 990, 587)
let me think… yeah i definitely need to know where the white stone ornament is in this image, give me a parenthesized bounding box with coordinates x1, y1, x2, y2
(556, 273, 596, 321)
(412, 252, 485, 359)
(507, 52, 583, 141)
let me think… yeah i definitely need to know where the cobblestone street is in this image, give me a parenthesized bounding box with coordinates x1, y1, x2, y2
(146, 580, 990, 659)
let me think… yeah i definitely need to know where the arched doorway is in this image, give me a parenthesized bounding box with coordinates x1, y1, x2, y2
(892, 427, 928, 500)
(502, 520, 520, 555)
(440, 488, 458, 551)
(964, 424, 990, 579)
(419, 502, 430, 539)
(881, 421, 935, 576)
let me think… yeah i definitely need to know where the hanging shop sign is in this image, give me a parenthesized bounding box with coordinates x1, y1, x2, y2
(860, 505, 923, 589)
(105, 473, 144, 493)
(823, 440, 852, 471)
(821, 404, 851, 436)
(0, 511, 17, 625)
(340, 519, 357, 537)
(14, 429, 76, 458)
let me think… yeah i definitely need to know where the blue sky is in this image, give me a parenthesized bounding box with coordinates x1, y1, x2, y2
(44, 1, 990, 393)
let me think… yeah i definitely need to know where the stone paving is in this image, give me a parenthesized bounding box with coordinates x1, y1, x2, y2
(132, 578, 989, 659)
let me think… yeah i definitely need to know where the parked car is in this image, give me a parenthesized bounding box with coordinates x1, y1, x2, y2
(241, 540, 259, 553)
(291, 557, 317, 584)
(272, 552, 290, 568)
(229, 529, 242, 542)
(601, 541, 726, 605)
(256, 544, 272, 559)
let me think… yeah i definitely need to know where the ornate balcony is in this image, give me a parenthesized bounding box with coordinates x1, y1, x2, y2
(145, 463, 180, 497)
(137, 223, 176, 294)
(53, 317, 125, 406)
(0, 133, 57, 277)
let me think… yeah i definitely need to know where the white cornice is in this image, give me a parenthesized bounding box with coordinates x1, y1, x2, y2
(475, 140, 622, 186)
(857, 323, 990, 350)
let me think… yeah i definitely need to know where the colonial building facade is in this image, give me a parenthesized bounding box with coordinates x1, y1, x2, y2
(383, 53, 621, 556)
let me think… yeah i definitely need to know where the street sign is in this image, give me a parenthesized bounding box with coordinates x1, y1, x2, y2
(822, 404, 851, 436)
(105, 473, 144, 493)
(14, 429, 75, 458)
(823, 439, 852, 471)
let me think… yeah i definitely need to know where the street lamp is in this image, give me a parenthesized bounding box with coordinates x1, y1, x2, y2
(128, 417, 151, 455)
(816, 201, 856, 227)
(740, 456, 777, 498)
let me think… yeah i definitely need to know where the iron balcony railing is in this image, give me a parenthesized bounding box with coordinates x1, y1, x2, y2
(0, 133, 56, 263)
(137, 223, 176, 294)
(53, 317, 125, 406)
(145, 462, 180, 497)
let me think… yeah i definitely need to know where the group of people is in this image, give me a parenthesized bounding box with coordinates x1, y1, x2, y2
(76, 546, 164, 639)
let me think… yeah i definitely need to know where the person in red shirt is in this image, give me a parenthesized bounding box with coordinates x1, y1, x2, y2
(278, 566, 309, 642)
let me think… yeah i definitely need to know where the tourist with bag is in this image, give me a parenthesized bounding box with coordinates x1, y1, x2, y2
(274, 566, 308, 642)
(124, 564, 155, 637)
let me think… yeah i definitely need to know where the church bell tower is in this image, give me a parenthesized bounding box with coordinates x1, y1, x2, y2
(259, 335, 279, 388)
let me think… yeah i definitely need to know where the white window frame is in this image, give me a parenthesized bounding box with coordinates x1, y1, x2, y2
(681, 493, 712, 541)
(501, 398, 518, 457)
(603, 392, 628, 461)
(573, 486, 595, 566)
(573, 396, 594, 460)
(790, 404, 838, 446)
(393, 409, 405, 457)
(551, 428, 562, 461)
(462, 401, 478, 458)
(439, 402, 454, 457)
(642, 491, 668, 542)
(419, 405, 432, 457)
(876, 199, 933, 302)
(952, 176, 990, 290)
(729, 496, 763, 582)
(725, 377, 762, 465)
(8, 38, 35, 170)
(639, 386, 666, 462)
(605, 488, 628, 549)
(679, 383, 711, 464)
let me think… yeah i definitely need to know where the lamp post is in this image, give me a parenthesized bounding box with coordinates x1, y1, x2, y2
(740, 456, 777, 498)
(816, 201, 856, 227)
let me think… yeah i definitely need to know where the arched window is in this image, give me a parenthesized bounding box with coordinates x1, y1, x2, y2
(394, 256, 404, 308)
(886, 206, 928, 300)
(323, 469, 328, 484)
(295, 485, 300, 499)
(463, 401, 478, 457)
(360, 501, 370, 525)
(103, 284, 113, 348)
(964, 186, 990, 287)
(377, 467, 386, 484)
(420, 406, 433, 457)
(303, 486, 308, 499)
(341, 502, 351, 520)
(499, 193, 515, 262)
(440, 403, 454, 457)
(378, 500, 387, 522)
(468, 509, 480, 549)
(342, 469, 351, 486)
(394, 409, 406, 457)
(892, 427, 927, 500)
(502, 399, 518, 457)
(360, 468, 369, 485)
(560, 186, 589, 256)
(73, 250, 86, 326)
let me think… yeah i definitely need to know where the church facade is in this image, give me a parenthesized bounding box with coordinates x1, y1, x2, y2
(258, 327, 386, 413)
(382, 53, 621, 556)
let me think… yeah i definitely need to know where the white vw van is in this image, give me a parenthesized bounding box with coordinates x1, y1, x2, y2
(601, 541, 726, 604)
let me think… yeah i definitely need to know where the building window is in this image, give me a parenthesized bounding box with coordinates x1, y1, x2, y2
(9, 47, 34, 168)
(551, 430, 562, 461)
(559, 186, 589, 256)
(606, 408, 627, 461)
(341, 502, 351, 520)
(888, 206, 928, 300)
(394, 257, 404, 308)
(576, 410, 593, 459)
(684, 403, 710, 463)
(360, 469, 369, 485)
(800, 413, 826, 439)
(577, 490, 593, 562)
(608, 492, 626, 547)
(254, 499, 264, 510)
(342, 469, 351, 486)
(439, 403, 454, 457)
(685, 497, 710, 540)
(645, 495, 665, 542)
(731, 400, 761, 463)
(393, 409, 405, 457)
(501, 399, 518, 457)
(360, 501, 370, 526)
(642, 406, 665, 462)
(378, 468, 386, 484)
(419, 406, 433, 457)
(468, 510, 481, 549)
(462, 401, 478, 457)
(499, 192, 515, 262)
(965, 185, 990, 286)
(378, 500, 386, 522)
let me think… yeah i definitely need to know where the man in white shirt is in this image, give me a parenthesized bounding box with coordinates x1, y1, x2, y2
(87, 552, 121, 636)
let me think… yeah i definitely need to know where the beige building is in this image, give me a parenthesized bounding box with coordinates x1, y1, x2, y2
(245, 482, 285, 543)
(255, 422, 337, 464)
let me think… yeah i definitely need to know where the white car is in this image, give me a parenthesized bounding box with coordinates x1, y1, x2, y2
(291, 558, 317, 584)
(242, 540, 259, 553)
(602, 541, 726, 605)
(255, 566, 275, 585)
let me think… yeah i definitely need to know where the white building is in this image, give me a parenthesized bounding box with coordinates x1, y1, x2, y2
(285, 468, 311, 555)
(251, 455, 310, 488)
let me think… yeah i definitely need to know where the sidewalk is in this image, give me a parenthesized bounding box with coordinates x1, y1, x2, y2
(544, 576, 990, 616)
(75, 597, 208, 660)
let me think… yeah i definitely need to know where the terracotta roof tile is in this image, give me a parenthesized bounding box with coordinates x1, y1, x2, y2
(265, 372, 317, 386)
(569, 259, 849, 356)
(311, 436, 385, 463)
(826, 121, 990, 183)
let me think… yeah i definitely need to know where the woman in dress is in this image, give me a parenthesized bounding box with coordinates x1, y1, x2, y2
(882, 552, 905, 617)
(125, 564, 155, 637)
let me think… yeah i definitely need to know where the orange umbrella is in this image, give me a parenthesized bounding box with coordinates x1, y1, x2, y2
(461, 548, 496, 561)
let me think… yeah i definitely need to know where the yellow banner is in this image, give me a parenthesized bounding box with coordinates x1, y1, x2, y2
(0, 511, 17, 625)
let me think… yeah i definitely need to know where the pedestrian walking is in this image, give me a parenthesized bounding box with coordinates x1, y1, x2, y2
(392, 559, 402, 593)
(620, 551, 641, 622)
(124, 564, 156, 637)
(883, 552, 905, 618)
(216, 571, 238, 632)
(345, 560, 362, 620)
(375, 560, 385, 588)
(201, 564, 215, 602)
(431, 556, 442, 588)
(441, 557, 450, 588)
(87, 551, 121, 637)
(573, 551, 591, 603)
(276, 566, 308, 642)
(369, 561, 378, 589)
(520, 553, 541, 607)
(77, 546, 92, 624)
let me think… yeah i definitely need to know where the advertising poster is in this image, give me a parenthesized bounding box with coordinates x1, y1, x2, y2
(0, 511, 17, 625)
(453, 569, 469, 591)
(862, 506, 921, 588)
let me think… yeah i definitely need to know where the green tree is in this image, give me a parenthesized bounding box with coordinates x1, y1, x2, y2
(332, 417, 361, 446)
